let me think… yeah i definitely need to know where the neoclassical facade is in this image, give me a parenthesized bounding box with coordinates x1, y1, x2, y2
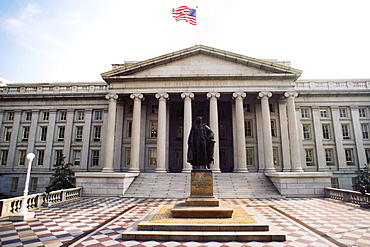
(0, 45, 369, 196)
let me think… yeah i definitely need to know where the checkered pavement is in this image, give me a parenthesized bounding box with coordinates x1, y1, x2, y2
(1, 197, 369, 246)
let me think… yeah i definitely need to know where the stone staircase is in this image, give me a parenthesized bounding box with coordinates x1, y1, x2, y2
(122, 173, 283, 199)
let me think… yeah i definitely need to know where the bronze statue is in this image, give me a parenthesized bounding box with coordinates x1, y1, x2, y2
(187, 116, 215, 170)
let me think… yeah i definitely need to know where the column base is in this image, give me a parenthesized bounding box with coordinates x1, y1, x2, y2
(237, 168, 249, 173)
(128, 168, 140, 173)
(102, 167, 114, 173)
(155, 168, 167, 173)
(181, 167, 192, 173)
(290, 167, 304, 172)
(264, 168, 277, 174)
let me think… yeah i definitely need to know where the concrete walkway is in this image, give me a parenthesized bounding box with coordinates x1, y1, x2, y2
(1, 197, 369, 246)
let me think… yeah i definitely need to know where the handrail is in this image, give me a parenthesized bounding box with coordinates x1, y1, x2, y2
(325, 187, 370, 205)
(0, 187, 82, 218)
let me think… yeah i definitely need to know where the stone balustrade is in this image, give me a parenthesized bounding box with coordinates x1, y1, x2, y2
(296, 80, 370, 91)
(325, 187, 370, 205)
(0, 84, 107, 95)
(0, 187, 82, 218)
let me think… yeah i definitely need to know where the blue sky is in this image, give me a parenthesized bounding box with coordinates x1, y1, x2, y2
(1, 0, 369, 83)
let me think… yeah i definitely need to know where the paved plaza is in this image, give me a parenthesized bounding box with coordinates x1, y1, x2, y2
(0, 197, 369, 247)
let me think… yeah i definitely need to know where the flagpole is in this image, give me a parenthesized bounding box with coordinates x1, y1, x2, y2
(196, 5, 199, 45)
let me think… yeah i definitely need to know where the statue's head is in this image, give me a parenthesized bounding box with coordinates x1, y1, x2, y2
(196, 116, 202, 123)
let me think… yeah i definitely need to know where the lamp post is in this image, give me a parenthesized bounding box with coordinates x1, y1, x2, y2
(10, 153, 36, 221)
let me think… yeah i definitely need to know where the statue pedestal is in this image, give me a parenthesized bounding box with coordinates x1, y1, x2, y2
(171, 170, 233, 218)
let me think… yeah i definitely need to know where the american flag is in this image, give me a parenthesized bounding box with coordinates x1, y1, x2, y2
(172, 6, 196, 26)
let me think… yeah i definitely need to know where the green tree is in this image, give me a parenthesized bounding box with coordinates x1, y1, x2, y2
(353, 164, 370, 192)
(49, 156, 75, 191)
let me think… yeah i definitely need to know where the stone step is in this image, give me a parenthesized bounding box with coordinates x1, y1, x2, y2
(123, 172, 283, 199)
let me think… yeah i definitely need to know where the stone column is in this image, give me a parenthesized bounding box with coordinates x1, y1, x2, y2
(81, 109, 92, 171)
(26, 110, 39, 155)
(312, 107, 326, 170)
(258, 92, 276, 173)
(63, 110, 74, 162)
(331, 106, 346, 170)
(232, 92, 248, 172)
(102, 94, 118, 173)
(155, 93, 169, 173)
(44, 110, 56, 169)
(7, 110, 21, 168)
(350, 106, 367, 168)
(284, 92, 304, 172)
(181, 92, 194, 172)
(207, 92, 221, 173)
(128, 93, 144, 173)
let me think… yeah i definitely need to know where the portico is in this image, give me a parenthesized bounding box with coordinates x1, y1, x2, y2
(100, 45, 304, 174)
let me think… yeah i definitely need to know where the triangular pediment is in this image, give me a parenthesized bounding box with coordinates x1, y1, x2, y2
(101, 45, 302, 83)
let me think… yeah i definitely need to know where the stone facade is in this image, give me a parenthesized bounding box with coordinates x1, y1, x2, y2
(0, 45, 369, 197)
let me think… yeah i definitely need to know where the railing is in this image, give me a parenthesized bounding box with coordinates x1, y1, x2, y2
(325, 187, 370, 205)
(296, 80, 370, 91)
(1, 84, 108, 95)
(0, 187, 82, 218)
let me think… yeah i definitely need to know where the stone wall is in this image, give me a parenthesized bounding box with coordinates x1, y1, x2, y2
(75, 172, 139, 197)
(266, 172, 332, 198)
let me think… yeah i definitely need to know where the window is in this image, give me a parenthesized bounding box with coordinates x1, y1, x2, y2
(125, 148, 131, 167)
(93, 126, 101, 141)
(148, 148, 157, 166)
(73, 150, 81, 166)
(94, 110, 103, 120)
(301, 108, 310, 118)
(366, 149, 370, 164)
(197, 109, 204, 117)
(305, 149, 314, 166)
(302, 125, 311, 139)
(245, 120, 252, 137)
(58, 126, 65, 141)
(25, 112, 32, 121)
(219, 125, 226, 139)
(92, 150, 100, 166)
(18, 150, 26, 166)
(246, 148, 254, 166)
(359, 108, 367, 118)
(273, 148, 279, 166)
(320, 108, 328, 118)
(176, 110, 183, 119)
(151, 104, 158, 114)
(271, 120, 276, 137)
(176, 125, 183, 140)
(362, 124, 369, 139)
(30, 177, 38, 192)
(331, 177, 339, 188)
(0, 150, 8, 166)
(322, 124, 330, 140)
(40, 126, 47, 141)
(269, 103, 275, 113)
(59, 111, 67, 121)
(75, 126, 83, 141)
(150, 121, 158, 138)
(325, 149, 334, 166)
(42, 111, 49, 121)
(7, 111, 14, 121)
(243, 103, 251, 113)
(339, 108, 347, 118)
(55, 150, 63, 163)
(22, 126, 30, 141)
(341, 124, 350, 139)
(4, 127, 12, 141)
(10, 177, 19, 192)
(36, 150, 44, 166)
(76, 111, 85, 121)
(126, 121, 132, 138)
(345, 149, 355, 166)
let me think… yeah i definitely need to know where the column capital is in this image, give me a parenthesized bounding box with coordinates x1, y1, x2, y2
(130, 93, 144, 100)
(181, 92, 194, 100)
(232, 92, 246, 99)
(105, 94, 118, 100)
(258, 91, 272, 99)
(155, 93, 169, 100)
(207, 92, 220, 99)
(284, 91, 298, 98)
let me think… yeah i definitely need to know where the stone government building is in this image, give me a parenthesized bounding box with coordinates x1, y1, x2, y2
(0, 45, 369, 197)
